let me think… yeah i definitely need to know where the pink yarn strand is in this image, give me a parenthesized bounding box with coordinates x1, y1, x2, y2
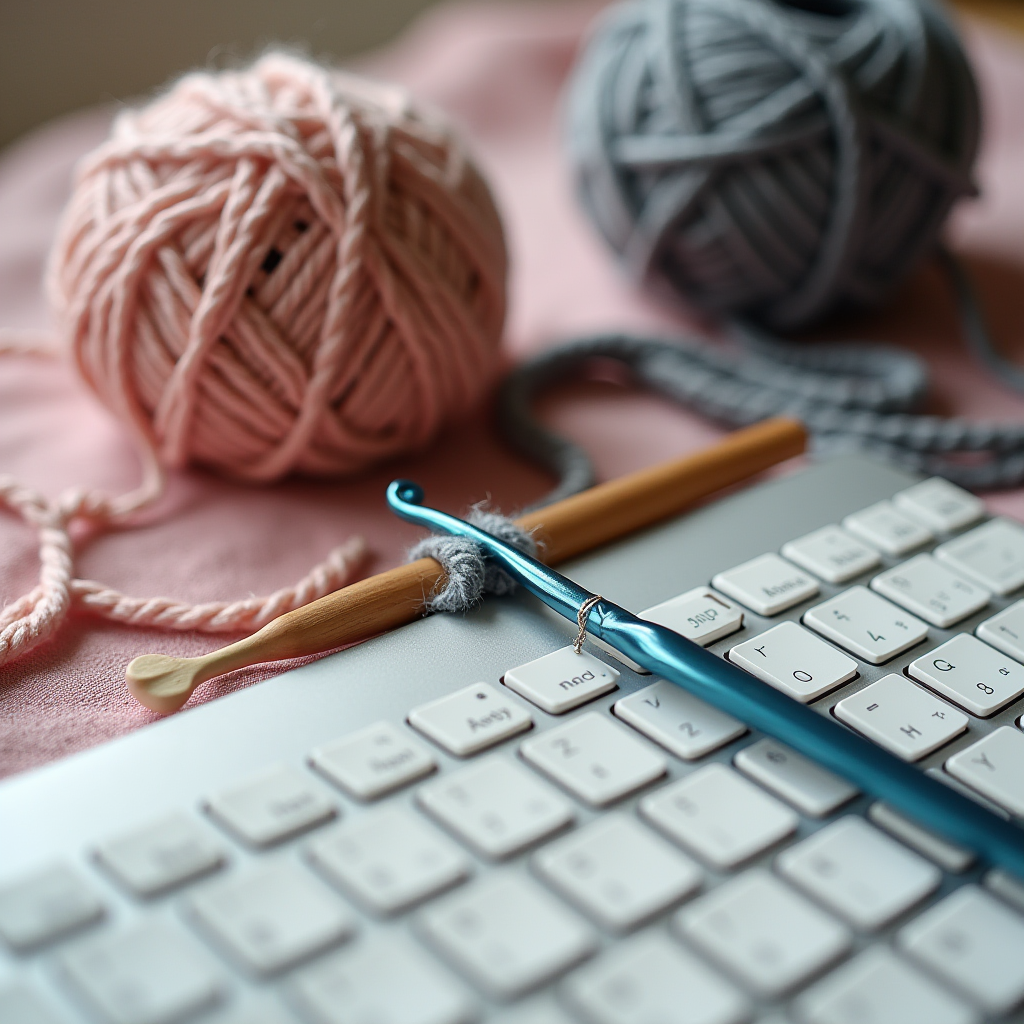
(71, 535, 368, 633)
(0, 332, 369, 669)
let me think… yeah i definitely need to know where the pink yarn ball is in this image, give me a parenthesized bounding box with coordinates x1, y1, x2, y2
(47, 52, 508, 481)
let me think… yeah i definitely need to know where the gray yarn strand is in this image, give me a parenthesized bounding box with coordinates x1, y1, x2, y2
(497, 251, 1024, 505)
(408, 506, 538, 613)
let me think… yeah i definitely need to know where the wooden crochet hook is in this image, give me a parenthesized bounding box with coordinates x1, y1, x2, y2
(126, 416, 807, 713)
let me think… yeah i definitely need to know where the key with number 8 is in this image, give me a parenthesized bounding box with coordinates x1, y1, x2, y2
(909, 634, 1024, 716)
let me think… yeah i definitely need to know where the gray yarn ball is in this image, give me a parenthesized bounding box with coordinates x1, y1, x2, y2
(565, 0, 980, 330)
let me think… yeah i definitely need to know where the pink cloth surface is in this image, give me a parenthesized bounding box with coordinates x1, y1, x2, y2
(1, 1, 1023, 777)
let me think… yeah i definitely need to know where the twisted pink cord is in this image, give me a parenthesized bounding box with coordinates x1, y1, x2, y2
(0, 426, 369, 668)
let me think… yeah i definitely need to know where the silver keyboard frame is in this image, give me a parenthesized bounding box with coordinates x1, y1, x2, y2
(3, 450, 1024, 1022)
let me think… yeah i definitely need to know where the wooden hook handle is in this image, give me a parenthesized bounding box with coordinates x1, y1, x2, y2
(126, 416, 807, 712)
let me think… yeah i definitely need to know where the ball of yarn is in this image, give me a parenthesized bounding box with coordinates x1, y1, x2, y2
(565, 0, 980, 330)
(48, 52, 507, 481)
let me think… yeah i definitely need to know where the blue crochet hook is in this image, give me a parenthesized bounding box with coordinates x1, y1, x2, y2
(387, 479, 1024, 880)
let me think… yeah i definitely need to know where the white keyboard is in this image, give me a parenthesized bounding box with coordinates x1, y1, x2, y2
(4, 453, 1024, 1023)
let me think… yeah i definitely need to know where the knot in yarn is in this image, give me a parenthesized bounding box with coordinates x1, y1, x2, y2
(48, 51, 508, 482)
(409, 507, 537, 613)
(565, 0, 980, 330)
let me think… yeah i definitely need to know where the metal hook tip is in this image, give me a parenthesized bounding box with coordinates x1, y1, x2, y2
(387, 480, 425, 507)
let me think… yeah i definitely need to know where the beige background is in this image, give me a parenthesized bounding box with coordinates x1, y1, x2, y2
(2, 0, 1022, 152)
(0, 0, 463, 151)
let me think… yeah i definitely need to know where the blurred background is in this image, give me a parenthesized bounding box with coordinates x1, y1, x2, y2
(1, 0, 1021, 153)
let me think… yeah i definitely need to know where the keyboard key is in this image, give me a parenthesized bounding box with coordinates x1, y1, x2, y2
(640, 763, 797, 869)
(936, 518, 1024, 595)
(594, 587, 745, 672)
(642, 587, 745, 647)
(490, 1001, 575, 1024)
(796, 947, 979, 1024)
(872, 555, 991, 629)
(417, 756, 573, 858)
(729, 621, 858, 702)
(533, 814, 702, 931)
(613, 679, 746, 760)
(777, 817, 940, 931)
(908, 633, 1024, 716)
(843, 500, 932, 557)
(307, 806, 470, 914)
(310, 721, 435, 800)
(188, 862, 355, 975)
(564, 932, 750, 1024)
(894, 477, 985, 534)
(208, 1000, 299, 1024)
(520, 712, 666, 806)
(782, 525, 881, 584)
(95, 812, 225, 898)
(206, 764, 337, 848)
(408, 683, 532, 756)
(291, 934, 476, 1024)
(925, 765, 1010, 818)
(503, 646, 618, 714)
(985, 868, 1024, 915)
(867, 802, 974, 873)
(675, 870, 851, 998)
(805, 586, 930, 665)
(899, 886, 1024, 1015)
(945, 726, 1024, 816)
(733, 738, 857, 817)
(0, 985, 65, 1024)
(60, 920, 223, 1024)
(712, 553, 819, 616)
(418, 874, 595, 999)
(833, 674, 967, 761)
(977, 599, 1024, 662)
(0, 863, 104, 951)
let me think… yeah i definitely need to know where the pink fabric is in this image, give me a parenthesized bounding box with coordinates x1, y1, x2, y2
(1, 1, 1023, 777)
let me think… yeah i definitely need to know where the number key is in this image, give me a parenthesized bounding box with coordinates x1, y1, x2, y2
(613, 680, 747, 760)
(908, 634, 1024, 716)
(804, 586, 928, 664)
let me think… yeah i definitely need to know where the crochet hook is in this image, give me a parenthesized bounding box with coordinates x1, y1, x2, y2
(386, 478, 1024, 881)
(126, 417, 806, 712)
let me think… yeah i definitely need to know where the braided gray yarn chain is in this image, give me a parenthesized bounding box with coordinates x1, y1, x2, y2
(498, 250, 1024, 506)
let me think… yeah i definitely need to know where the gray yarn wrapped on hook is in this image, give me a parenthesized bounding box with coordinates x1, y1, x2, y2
(566, 0, 980, 329)
(409, 506, 538, 612)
